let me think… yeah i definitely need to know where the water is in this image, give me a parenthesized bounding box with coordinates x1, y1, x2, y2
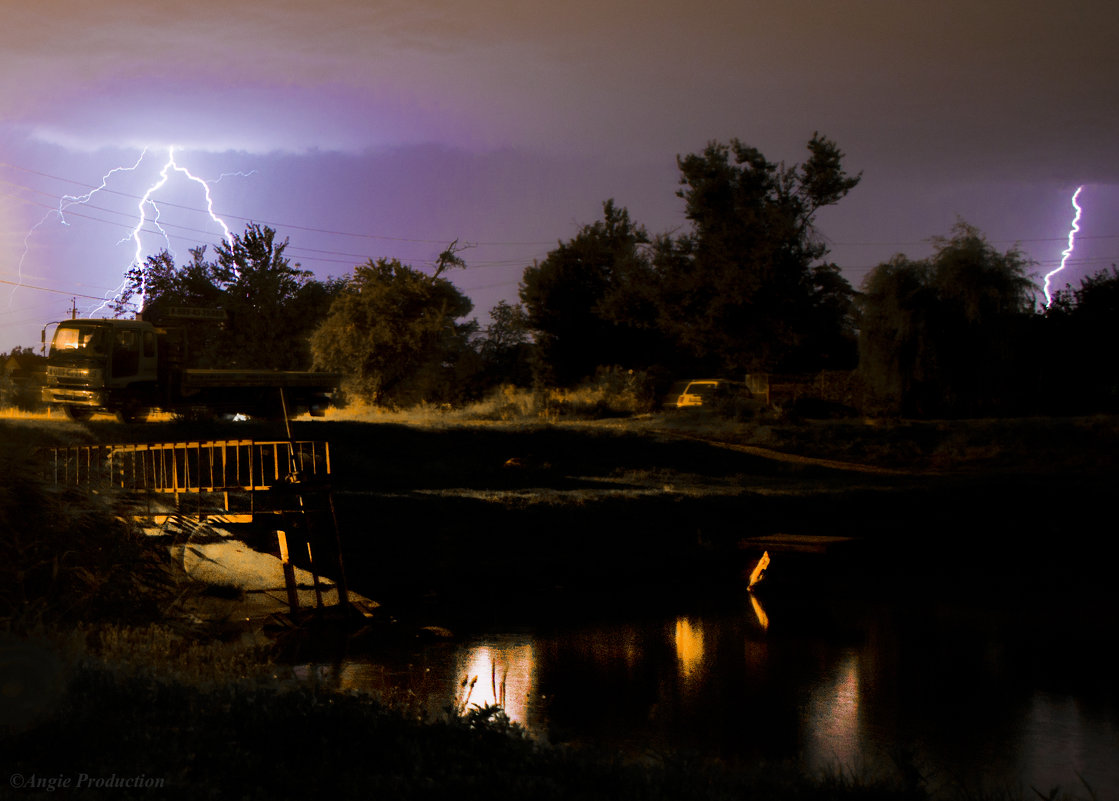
(296, 582, 1119, 795)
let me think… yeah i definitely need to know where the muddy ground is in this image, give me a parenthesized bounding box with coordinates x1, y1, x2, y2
(4, 412, 1117, 632)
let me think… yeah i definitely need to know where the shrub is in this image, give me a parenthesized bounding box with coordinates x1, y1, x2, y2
(0, 450, 178, 631)
(542, 367, 656, 419)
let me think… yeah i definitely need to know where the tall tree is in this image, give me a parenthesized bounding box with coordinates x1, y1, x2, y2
(475, 300, 533, 388)
(858, 222, 1034, 416)
(1041, 267, 1119, 412)
(519, 200, 661, 385)
(117, 246, 229, 367)
(310, 258, 475, 405)
(857, 256, 937, 415)
(117, 224, 338, 370)
(213, 223, 321, 369)
(659, 133, 860, 374)
(116, 246, 225, 321)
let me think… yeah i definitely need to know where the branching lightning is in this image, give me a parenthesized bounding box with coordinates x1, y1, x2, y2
(99, 146, 235, 314)
(8, 151, 148, 308)
(1042, 186, 1084, 307)
(11, 146, 239, 316)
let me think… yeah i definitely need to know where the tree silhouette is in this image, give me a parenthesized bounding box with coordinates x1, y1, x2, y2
(859, 222, 1034, 416)
(310, 258, 474, 405)
(519, 200, 661, 385)
(1041, 267, 1119, 412)
(658, 133, 860, 374)
(475, 300, 533, 388)
(117, 224, 338, 370)
(213, 223, 324, 369)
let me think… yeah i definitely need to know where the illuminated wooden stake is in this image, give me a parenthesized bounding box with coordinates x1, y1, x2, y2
(747, 550, 770, 591)
(276, 530, 299, 615)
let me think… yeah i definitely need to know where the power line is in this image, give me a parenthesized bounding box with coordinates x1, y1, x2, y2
(1, 161, 557, 248)
(3, 158, 1115, 302)
(2, 172, 552, 278)
(0, 276, 134, 305)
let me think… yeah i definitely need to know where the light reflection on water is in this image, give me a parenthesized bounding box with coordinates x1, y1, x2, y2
(803, 651, 861, 772)
(454, 642, 536, 724)
(673, 617, 705, 684)
(301, 590, 1119, 793)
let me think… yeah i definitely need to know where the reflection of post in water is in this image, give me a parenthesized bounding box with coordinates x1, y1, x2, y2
(749, 592, 769, 630)
(745, 550, 770, 628)
(674, 617, 705, 682)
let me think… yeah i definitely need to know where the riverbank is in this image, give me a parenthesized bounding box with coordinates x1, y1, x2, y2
(2, 412, 1115, 799)
(309, 413, 1118, 631)
(2, 639, 968, 801)
(3, 411, 1116, 625)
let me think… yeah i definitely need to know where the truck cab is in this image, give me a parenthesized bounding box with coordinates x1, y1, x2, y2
(43, 319, 160, 421)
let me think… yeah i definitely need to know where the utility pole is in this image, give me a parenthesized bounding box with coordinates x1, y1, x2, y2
(70, 298, 77, 320)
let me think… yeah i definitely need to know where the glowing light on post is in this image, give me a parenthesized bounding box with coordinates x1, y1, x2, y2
(1042, 186, 1084, 307)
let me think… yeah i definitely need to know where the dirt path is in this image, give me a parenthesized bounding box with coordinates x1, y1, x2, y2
(652, 429, 921, 476)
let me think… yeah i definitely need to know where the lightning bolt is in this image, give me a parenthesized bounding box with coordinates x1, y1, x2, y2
(120, 146, 231, 275)
(10, 146, 241, 315)
(99, 146, 234, 314)
(7, 151, 149, 308)
(1042, 185, 1084, 307)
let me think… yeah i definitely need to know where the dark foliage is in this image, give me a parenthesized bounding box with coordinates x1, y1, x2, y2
(858, 223, 1034, 416)
(517, 136, 861, 389)
(0, 346, 47, 411)
(1036, 267, 1119, 413)
(116, 224, 341, 371)
(310, 258, 476, 405)
(657, 134, 860, 374)
(0, 451, 175, 631)
(519, 200, 666, 386)
(473, 299, 534, 390)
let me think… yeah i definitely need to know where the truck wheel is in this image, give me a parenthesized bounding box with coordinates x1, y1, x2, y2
(116, 404, 149, 424)
(63, 405, 93, 422)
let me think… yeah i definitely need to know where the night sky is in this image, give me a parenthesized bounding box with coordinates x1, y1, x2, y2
(2, 0, 1117, 352)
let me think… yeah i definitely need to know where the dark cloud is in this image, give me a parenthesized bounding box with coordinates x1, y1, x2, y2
(2, 0, 1117, 350)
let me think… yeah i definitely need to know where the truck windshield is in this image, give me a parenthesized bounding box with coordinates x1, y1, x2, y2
(51, 324, 108, 357)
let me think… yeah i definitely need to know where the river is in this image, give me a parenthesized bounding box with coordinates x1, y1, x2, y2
(290, 571, 1118, 796)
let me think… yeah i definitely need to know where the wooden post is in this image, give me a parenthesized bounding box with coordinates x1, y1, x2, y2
(325, 491, 351, 608)
(276, 530, 300, 615)
(306, 540, 325, 609)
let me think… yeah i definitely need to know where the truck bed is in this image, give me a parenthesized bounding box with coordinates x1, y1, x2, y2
(181, 369, 341, 389)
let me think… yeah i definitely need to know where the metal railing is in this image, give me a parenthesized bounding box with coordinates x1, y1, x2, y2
(48, 440, 330, 494)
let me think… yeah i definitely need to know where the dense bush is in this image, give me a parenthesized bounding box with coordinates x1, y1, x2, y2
(0, 450, 177, 631)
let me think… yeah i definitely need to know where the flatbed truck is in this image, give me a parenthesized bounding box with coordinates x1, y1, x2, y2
(41, 316, 339, 423)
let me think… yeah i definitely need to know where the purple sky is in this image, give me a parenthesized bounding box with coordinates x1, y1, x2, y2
(2, 0, 1117, 352)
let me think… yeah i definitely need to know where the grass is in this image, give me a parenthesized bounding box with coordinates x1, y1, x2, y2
(6, 646, 1102, 800)
(311, 393, 1119, 475)
(10, 627, 1102, 801)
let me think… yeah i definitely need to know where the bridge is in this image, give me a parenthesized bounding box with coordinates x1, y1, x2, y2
(47, 438, 350, 614)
